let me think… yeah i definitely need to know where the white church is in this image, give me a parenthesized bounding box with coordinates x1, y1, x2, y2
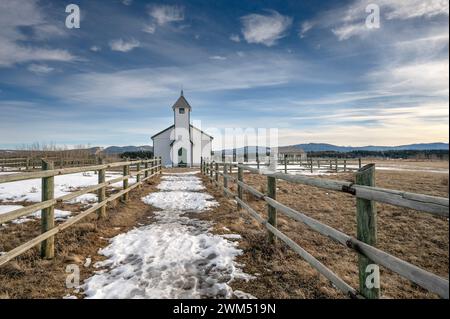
(151, 92, 214, 167)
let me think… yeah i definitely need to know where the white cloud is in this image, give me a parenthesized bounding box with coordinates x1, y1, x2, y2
(331, 23, 369, 41)
(301, 0, 450, 41)
(299, 21, 314, 38)
(122, 0, 133, 5)
(0, 42, 75, 67)
(90, 46, 101, 52)
(142, 24, 156, 34)
(47, 53, 304, 103)
(149, 5, 184, 26)
(240, 10, 292, 46)
(367, 60, 449, 96)
(384, 0, 449, 20)
(230, 34, 241, 42)
(27, 64, 54, 74)
(209, 56, 227, 61)
(109, 38, 140, 52)
(0, 0, 76, 67)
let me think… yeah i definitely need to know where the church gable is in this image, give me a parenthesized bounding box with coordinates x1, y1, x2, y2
(152, 92, 213, 167)
(172, 94, 192, 110)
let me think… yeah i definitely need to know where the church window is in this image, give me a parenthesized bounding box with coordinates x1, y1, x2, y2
(179, 108, 185, 114)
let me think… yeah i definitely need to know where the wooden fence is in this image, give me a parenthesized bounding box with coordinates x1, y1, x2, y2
(201, 159, 449, 299)
(0, 156, 99, 171)
(279, 156, 362, 173)
(0, 157, 162, 266)
(212, 155, 362, 173)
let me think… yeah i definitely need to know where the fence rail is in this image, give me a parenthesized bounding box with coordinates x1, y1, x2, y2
(201, 159, 449, 299)
(0, 157, 162, 267)
(0, 156, 100, 171)
(213, 155, 362, 173)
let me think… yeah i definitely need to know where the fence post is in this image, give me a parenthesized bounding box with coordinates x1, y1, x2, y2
(200, 157, 203, 174)
(122, 161, 130, 202)
(344, 160, 347, 172)
(136, 160, 141, 186)
(267, 176, 277, 244)
(215, 162, 219, 184)
(310, 158, 313, 173)
(256, 146, 259, 166)
(26, 157, 30, 171)
(356, 164, 379, 299)
(284, 154, 288, 174)
(335, 158, 338, 173)
(359, 158, 362, 169)
(144, 160, 149, 179)
(41, 160, 55, 259)
(223, 163, 228, 196)
(210, 161, 213, 180)
(151, 158, 155, 176)
(237, 163, 243, 210)
(159, 157, 162, 174)
(97, 158, 107, 219)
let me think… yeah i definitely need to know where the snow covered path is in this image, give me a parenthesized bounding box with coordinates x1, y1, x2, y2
(82, 171, 253, 299)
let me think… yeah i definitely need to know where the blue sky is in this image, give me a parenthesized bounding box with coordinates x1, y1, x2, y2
(0, 0, 448, 149)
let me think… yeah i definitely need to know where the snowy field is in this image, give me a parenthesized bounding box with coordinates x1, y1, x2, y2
(245, 163, 449, 175)
(82, 172, 254, 299)
(0, 171, 137, 225)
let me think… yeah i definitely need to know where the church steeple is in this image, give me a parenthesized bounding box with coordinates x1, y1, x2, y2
(172, 91, 192, 110)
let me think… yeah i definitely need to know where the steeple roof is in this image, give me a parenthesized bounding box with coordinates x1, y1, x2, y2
(172, 91, 192, 110)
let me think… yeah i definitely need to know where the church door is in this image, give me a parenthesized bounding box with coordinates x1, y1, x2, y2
(178, 147, 187, 167)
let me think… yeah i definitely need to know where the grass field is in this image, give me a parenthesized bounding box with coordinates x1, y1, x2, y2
(201, 161, 449, 299)
(0, 161, 447, 298)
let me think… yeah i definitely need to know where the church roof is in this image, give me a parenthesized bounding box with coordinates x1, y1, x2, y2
(151, 124, 214, 139)
(172, 92, 192, 110)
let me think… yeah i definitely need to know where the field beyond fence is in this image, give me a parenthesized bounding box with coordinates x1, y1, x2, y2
(201, 158, 449, 299)
(0, 158, 161, 267)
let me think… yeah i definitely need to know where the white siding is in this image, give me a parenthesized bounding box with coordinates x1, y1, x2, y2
(173, 107, 192, 166)
(152, 127, 173, 167)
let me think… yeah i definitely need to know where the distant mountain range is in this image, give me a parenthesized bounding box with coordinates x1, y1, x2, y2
(281, 142, 449, 152)
(98, 145, 153, 155)
(1, 143, 446, 156)
(218, 142, 448, 154)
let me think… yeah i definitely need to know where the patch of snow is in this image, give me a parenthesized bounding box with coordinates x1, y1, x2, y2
(234, 290, 257, 299)
(157, 179, 205, 191)
(0, 205, 72, 224)
(84, 257, 92, 268)
(162, 171, 199, 175)
(142, 191, 218, 211)
(220, 234, 242, 240)
(83, 173, 253, 299)
(63, 294, 78, 299)
(83, 217, 248, 299)
(376, 166, 448, 174)
(0, 205, 23, 215)
(0, 171, 134, 204)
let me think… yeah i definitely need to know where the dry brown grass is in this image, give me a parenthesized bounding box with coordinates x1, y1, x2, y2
(0, 165, 447, 299)
(0, 175, 162, 299)
(200, 168, 449, 299)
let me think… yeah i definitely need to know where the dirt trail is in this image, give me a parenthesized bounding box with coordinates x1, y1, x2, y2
(81, 171, 253, 299)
